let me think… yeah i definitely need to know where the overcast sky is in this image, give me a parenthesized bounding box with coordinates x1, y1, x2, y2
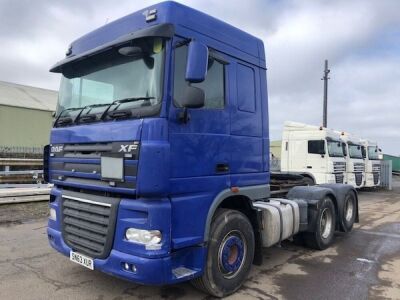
(0, 0, 399, 154)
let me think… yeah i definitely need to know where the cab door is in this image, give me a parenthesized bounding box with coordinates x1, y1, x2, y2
(168, 40, 231, 186)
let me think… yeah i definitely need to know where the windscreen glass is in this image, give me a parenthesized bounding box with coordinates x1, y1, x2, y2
(327, 140, 344, 157)
(55, 37, 165, 124)
(368, 146, 379, 160)
(349, 144, 363, 159)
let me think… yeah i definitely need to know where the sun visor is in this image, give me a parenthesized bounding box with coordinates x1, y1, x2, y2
(50, 23, 174, 73)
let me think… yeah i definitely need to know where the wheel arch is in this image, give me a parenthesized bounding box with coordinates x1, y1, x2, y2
(287, 185, 338, 232)
(204, 185, 269, 265)
(300, 172, 316, 184)
(287, 184, 359, 232)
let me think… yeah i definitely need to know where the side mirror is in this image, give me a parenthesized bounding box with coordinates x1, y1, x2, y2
(181, 86, 205, 109)
(185, 40, 208, 83)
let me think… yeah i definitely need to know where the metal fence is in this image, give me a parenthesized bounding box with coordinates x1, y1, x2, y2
(0, 146, 43, 158)
(380, 160, 392, 190)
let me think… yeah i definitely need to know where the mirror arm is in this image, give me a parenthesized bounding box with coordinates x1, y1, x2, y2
(178, 108, 190, 124)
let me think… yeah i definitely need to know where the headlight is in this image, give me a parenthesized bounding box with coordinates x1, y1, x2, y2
(125, 228, 162, 245)
(49, 208, 57, 221)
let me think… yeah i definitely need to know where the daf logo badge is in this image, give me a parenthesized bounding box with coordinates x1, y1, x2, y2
(51, 145, 64, 153)
(142, 9, 157, 22)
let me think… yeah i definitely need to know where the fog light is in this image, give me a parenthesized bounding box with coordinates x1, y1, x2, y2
(49, 208, 56, 221)
(123, 262, 130, 271)
(122, 262, 137, 273)
(125, 228, 162, 245)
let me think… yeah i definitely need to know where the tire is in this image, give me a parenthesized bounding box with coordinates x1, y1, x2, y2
(191, 209, 255, 298)
(292, 233, 305, 246)
(304, 197, 336, 250)
(342, 191, 356, 232)
(303, 176, 315, 186)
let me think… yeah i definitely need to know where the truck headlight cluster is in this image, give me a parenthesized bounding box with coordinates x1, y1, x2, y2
(125, 228, 162, 245)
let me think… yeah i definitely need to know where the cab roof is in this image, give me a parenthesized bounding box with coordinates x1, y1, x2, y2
(52, 1, 265, 72)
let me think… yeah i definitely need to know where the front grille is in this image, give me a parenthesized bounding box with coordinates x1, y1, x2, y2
(335, 173, 344, 184)
(49, 141, 138, 194)
(372, 163, 381, 173)
(355, 173, 363, 186)
(373, 172, 380, 185)
(61, 191, 120, 259)
(333, 162, 346, 173)
(353, 162, 365, 173)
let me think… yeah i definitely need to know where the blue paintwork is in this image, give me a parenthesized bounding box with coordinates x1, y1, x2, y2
(47, 1, 270, 286)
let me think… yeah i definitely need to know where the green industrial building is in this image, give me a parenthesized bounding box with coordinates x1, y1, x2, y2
(383, 154, 400, 173)
(0, 81, 57, 152)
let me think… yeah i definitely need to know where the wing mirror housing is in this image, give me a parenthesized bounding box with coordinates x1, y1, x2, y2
(185, 40, 208, 83)
(179, 86, 205, 123)
(181, 86, 205, 109)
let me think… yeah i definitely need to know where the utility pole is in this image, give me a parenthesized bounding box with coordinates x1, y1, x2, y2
(322, 60, 330, 128)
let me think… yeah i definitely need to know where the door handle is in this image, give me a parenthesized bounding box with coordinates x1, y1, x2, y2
(216, 163, 229, 173)
(307, 166, 312, 169)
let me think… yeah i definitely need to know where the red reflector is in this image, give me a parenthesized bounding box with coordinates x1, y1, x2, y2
(231, 187, 239, 193)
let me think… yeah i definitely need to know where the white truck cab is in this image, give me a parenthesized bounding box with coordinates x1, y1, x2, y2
(281, 122, 346, 184)
(361, 139, 381, 187)
(339, 132, 365, 188)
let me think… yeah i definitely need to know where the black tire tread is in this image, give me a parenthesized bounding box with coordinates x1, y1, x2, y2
(304, 197, 336, 250)
(190, 208, 254, 297)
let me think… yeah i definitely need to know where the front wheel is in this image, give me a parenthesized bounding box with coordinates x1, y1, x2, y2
(191, 209, 255, 298)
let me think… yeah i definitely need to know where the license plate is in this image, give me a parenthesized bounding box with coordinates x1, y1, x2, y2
(70, 251, 94, 270)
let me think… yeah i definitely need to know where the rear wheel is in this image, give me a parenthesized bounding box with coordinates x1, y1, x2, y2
(342, 191, 356, 232)
(304, 197, 336, 250)
(191, 209, 255, 298)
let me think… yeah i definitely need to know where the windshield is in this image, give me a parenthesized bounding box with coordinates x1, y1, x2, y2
(55, 37, 165, 124)
(349, 144, 363, 159)
(327, 140, 344, 157)
(368, 146, 379, 160)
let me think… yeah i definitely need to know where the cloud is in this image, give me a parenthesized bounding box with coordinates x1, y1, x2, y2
(0, 0, 399, 154)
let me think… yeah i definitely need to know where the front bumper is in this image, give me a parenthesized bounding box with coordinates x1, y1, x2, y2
(365, 172, 380, 187)
(47, 227, 205, 285)
(346, 173, 364, 188)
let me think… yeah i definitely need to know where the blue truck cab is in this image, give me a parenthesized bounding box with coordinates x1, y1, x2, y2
(46, 2, 358, 297)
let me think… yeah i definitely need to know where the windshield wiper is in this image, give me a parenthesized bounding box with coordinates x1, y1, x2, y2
(75, 103, 110, 123)
(100, 97, 155, 120)
(54, 107, 82, 126)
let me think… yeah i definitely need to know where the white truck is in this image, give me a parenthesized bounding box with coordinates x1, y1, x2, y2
(361, 139, 381, 187)
(339, 132, 365, 188)
(281, 122, 346, 185)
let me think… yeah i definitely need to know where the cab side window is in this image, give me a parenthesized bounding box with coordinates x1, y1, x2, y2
(174, 45, 225, 109)
(308, 140, 325, 154)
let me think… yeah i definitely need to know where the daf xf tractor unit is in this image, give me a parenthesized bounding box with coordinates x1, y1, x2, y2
(339, 132, 365, 188)
(362, 139, 381, 187)
(280, 122, 346, 185)
(45, 2, 358, 297)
